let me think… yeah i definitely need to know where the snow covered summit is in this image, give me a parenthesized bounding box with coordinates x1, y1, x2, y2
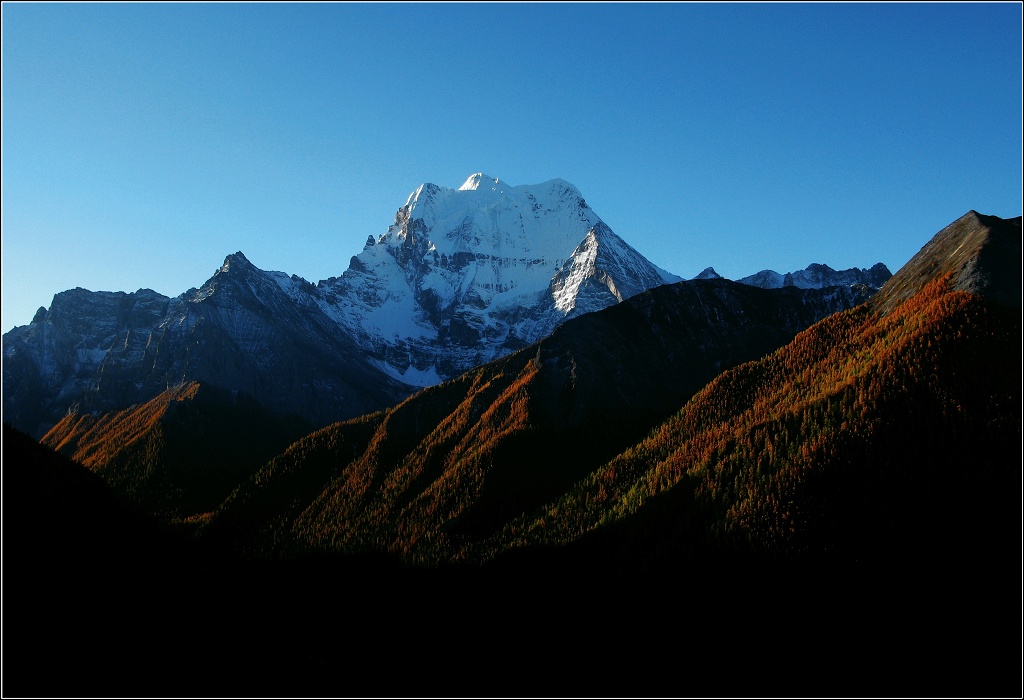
(458, 172, 500, 191)
(319, 174, 681, 384)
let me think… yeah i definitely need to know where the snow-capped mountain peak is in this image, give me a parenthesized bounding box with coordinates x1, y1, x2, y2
(320, 174, 680, 382)
(459, 172, 501, 191)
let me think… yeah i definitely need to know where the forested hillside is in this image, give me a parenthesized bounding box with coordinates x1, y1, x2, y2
(485, 271, 1019, 575)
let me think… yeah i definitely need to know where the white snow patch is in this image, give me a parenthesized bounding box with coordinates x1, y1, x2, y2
(268, 270, 314, 301)
(374, 359, 442, 387)
(400, 363, 442, 387)
(459, 173, 501, 191)
(76, 347, 107, 365)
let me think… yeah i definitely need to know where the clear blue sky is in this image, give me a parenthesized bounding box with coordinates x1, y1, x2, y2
(3, 2, 1021, 332)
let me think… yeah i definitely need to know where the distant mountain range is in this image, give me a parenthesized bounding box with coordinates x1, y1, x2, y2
(2, 174, 889, 439)
(692, 261, 892, 290)
(740, 261, 892, 289)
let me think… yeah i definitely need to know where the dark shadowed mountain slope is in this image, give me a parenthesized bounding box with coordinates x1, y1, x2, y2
(2, 423, 177, 572)
(39, 381, 311, 519)
(2, 423, 489, 698)
(204, 279, 875, 561)
(2, 423, 196, 696)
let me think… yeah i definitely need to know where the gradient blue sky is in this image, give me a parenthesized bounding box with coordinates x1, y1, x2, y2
(2, 2, 1021, 332)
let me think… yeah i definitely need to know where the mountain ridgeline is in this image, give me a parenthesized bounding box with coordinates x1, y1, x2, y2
(3, 173, 887, 440)
(5, 174, 683, 438)
(3, 188, 1018, 696)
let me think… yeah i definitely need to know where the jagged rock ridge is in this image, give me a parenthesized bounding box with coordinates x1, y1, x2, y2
(737, 262, 892, 290)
